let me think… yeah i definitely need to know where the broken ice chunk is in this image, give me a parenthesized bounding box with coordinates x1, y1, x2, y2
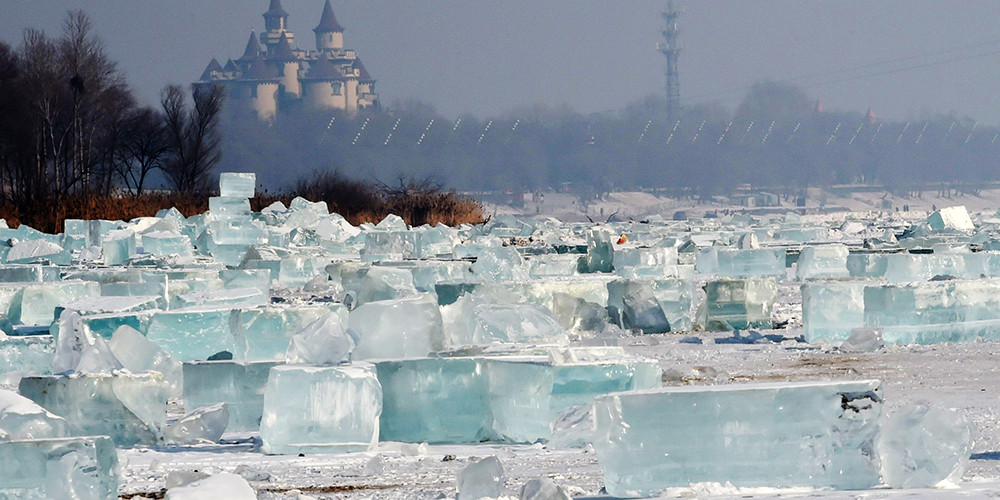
(14, 280, 100, 326)
(443, 296, 569, 347)
(232, 305, 337, 361)
(163, 403, 230, 444)
(0, 388, 67, 440)
(219, 172, 256, 198)
(285, 312, 354, 366)
(457, 456, 504, 500)
(183, 360, 280, 432)
(547, 404, 594, 449)
(928, 206, 974, 232)
(519, 478, 572, 500)
(801, 280, 869, 342)
(472, 247, 530, 282)
(260, 363, 382, 454)
(102, 229, 136, 266)
(0, 435, 119, 500)
(355, 266, 418, 305)
(143, 231, 194, 257)
(108, 325, 183, 398)
(585, 229, 614, 273)
(0, 333, 54, 382)
(20, 372, 168, 447)
(878, 402, 973, 489)
(176, 287, 265, 308)
(6, 240, 70, 266)
(52, 310, 122, 375)
(349, 293, 445, 360)
(591, 380, 883, 496)
(164, 472, 256, 500)
(840, 327, 884, 352)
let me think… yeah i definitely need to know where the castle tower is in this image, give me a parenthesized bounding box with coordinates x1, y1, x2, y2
(271, 32, 302, 98)
(658, 1, 681, 120)
(199, 57, 223, 81)
(314, 0, 345, 53)
(261, 0, 295, 52)
(301, 56, 346, 110)
(238, 54, 281, 121)
(238, 30, 261, 72)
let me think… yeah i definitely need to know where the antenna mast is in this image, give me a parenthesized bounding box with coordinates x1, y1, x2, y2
(659, 1, 681, 120)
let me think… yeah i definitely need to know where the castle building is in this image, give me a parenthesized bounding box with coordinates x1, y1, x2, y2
(196, 0, 379, 121)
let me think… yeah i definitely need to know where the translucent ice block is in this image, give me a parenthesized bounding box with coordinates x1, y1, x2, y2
(208, 196, 251, 219)
(443, 296, 568, 347)
(0, 264, 58, 283)
(219, 172, 256, 198)
(375, 357, 491, 444)
(863, 279, 1000, 344)
(526, 254, 582, 278)
(703, 278, 777, 330)
(232, 305, 337, 361)
(696, 247, 785, 278)
(0, 388, 68, 439)
(146, 306, 236, 362)
(471, 247, 530, 282)
(260, 363, 382, 455)
(12, 280, 101, 326)
(142, 231, 194, 257)
(182, 360, 281, 431)
(7, 240, 70, 266)
(878, 402, 973, 488)
(592, 380, 883, 496)
(486, 349, 662, 443)
(163, 402, 230, 444)
(0, 436, 119, 500)
(607, 278, 694, 333)
(362, 230, 417, 261)
(20, 372, 168, 447)
(349, 293, 445, 360)
(456, 456, 504, 500)
(0, 333, 54, 378)
(285, 312, 354, 366)
(801, 280, 870, 342)
(176, 287, 265, 308)
(796, 244, 850, 280)
(586, 229, 614, 273)
(108, 325, 183, 398)
(355, 266, 418, 305)
(102, 229, 136, 266)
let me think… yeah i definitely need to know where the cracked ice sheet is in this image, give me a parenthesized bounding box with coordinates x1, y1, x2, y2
(117, 335, 1000, 499)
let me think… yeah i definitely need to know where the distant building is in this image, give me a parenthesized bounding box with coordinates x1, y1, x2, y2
(195, 0, 379, 121)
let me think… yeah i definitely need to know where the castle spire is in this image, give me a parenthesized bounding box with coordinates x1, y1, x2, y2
(240, 30, 260, 60)
(314, 0, 344, 33)
(261, 0, 294, 49)
(264, 0, 288, 19)
(272, 32, 297, 61)
(199, 57, 223, 81)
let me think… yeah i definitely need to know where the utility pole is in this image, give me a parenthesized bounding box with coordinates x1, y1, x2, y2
(658, 1, 681, 120)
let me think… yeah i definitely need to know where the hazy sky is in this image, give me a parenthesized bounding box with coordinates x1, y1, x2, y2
(5, 1, 1000, 123)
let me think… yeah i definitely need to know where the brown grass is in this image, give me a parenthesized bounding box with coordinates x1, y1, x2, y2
(0, 182, 484, 234)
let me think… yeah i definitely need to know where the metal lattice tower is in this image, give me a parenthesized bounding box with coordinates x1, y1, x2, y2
(658, 1, 681, 119)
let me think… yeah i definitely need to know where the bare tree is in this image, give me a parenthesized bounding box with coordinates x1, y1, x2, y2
(117, 107, 166, 195)
(161, 83, 224, 193)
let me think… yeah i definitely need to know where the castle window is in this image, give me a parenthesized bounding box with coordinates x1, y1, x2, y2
(333, 82, 343, 95)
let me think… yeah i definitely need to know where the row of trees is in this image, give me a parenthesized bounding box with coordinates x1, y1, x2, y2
(0, 11, 224, 216)
(222, 81, 1000, 199)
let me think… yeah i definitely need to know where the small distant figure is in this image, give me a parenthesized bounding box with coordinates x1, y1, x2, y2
(904, 204, 909, 212)
(600, 207, 604, 217)
(932, 204, 937, 212)
(617, 234, 628, 245)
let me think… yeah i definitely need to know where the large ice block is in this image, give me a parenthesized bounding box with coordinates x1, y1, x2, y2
(878, 402, 973, 488)
(456, 456, 504, 500)
(796, 244, 850, 280)
(349, 293, 445, 360)
(219, 172, 256, 198)
(486, 349, 662, 443)
(285, 312, 354, 366)
(375, 357, 491, 444)
(232, 305, 337, 360)
(355, 266, 418, 305)
(703, 278, 777, 330)
(7, 239, 70, 266)
(607, 278, 693, 333)
(146, 306, 236, 362)
(696, 247, 785, 278)
(143, 231, 194, 257)
(801, 280, 870, 342)
(163, 403, 230, 445)
(928, 206, 974, 232)
(361, 230, 417, 261)
(471, 246, 530, 282)
(443, 295, 568, 346)
(176, 287, 265, 308)
(586, 229, 614, 273)
(19, 372, 168, 447)
(0, 333, 54, 379)
(108, 325, 183, 397)
(863, 279, 1000, 344)
(260, 363, 382, 455)
(102, 229, 136, 266)
(182, 360, 280, 431)
(12, 280, 101, 327)
(592, 380, 883, 496)
(0, 436, 119, 500)
(0, 389, 68, 439)
(613, 247, 678, 277)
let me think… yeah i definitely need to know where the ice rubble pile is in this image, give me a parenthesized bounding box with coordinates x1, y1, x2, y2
(0, 174, 989, 497)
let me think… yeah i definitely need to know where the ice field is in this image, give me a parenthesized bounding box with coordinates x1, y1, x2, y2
(6, 173, 1000, 498)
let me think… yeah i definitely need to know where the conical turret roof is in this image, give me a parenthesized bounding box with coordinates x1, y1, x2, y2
(240, 31, 261, 60)
(264, 0, 288, 18)
(354, 58, 373, 81)
(271, 32, 298, 62)
(200, 57, 223, 81)
(222, 59, 239, 73)
(314, 0, 345, 33)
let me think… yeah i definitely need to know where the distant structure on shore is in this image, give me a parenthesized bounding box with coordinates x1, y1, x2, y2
(195, 0, 379, 121)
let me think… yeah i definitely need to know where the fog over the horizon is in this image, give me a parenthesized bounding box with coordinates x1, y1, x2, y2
(5, 1, 1000, 122)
